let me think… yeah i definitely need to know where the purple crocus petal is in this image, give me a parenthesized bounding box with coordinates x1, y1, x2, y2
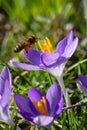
(77, 75, 87, 94)
(28, 98, 40, 115)
(19, 111, 34, 122)
(78, 75, 87, 87)
(62, 37, 78, 58)
(14, 94, 39, 117)
(57, 56, 67, 64)
(0, 76, 4, 96)
(55, 31, 73, 54)
(55, 30, 78, 59)
(41, 52, 59, 67)
(67, 30, 73, 45)
(13, 62, 41, 70)
(0, 80, 11, 107)
(77, 82, 87, 94)
(46, 82, 62, 115)
(33, 115, 54, 128)
(28, 88, 43, 102)
(0, 66, 11, 83)
(54, 95, 64, 118)
(55, 37, 67, 54)
(14, 94, 34, 114)
(24, 48, 41, 66)
(0, 67, 11, 94)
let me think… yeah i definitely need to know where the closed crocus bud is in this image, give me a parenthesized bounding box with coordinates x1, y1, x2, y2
(0, 66, 21, 130)
(77, 75, 87, 94)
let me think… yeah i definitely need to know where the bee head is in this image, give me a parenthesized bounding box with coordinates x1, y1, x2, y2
(28, 35, 36, 44)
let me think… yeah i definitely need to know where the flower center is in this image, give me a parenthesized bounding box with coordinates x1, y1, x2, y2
(38, 37, 54, 53)
(32, 96, 48, 115)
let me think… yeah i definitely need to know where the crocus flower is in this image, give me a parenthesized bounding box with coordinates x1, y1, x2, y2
(13, 31, 78, 106)
(13, 30, 78, 79)
(77, 75, 87, 94)
(0, 66, 21, 130)
(14, 82, 63, 129)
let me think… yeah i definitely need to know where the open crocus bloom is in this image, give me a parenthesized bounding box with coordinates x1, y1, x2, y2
(13, 30, 78, 79)
(14, 82, 63, 129)
(0, 66, 21, 130)
(77, 75, 87, 94)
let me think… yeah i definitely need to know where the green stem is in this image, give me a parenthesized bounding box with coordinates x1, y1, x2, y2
(56, 75, 70, 107)
(56, 76, 77, 130)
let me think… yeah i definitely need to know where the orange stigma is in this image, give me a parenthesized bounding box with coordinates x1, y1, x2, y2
(38, 37, 54, 53)
(32, 96, 48, 115)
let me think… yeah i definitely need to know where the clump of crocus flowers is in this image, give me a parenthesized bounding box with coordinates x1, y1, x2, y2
(0, 66, 63, 129)
(2, 30, 87, 129)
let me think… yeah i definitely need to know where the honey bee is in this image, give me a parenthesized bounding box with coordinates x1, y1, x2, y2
(14, 35, 36, 53)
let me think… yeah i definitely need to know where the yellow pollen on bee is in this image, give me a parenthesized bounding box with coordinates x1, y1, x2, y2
(38, 37, 54, 53)
(32, 96, 48, 115)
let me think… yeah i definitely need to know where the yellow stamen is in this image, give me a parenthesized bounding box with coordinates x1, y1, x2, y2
(38, 37, 54, 53)
(32, 96, 48, 115)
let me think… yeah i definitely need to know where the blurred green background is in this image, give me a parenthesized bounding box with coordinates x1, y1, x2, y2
(0, 0, 87, 130)
(0, 0, 87, 62)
